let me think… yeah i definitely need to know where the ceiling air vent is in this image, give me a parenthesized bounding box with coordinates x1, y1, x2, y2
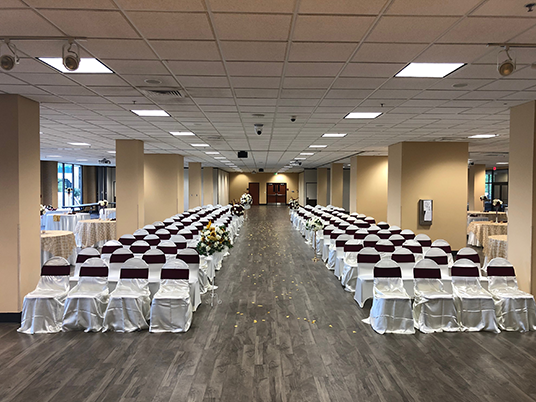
(139, 88, 184, 99)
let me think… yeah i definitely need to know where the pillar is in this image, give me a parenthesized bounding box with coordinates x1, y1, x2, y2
(40, 161, 58, 208)
(350, 156, 388, 221)
(144, 154, 184, 225)
(203, 167, 214, 206)
(298, 172, 305, 205)
(468, 164, 486, 211)
(330, 163, 344, 208)
(82, 165, 97, 204)
(317, 168, 328, 206)
(388, 142, 468, 250)
(189, 162, 202, 208)
(116, 139, 144, 238)
(0, 95, 40, 314)
(508, 100, 536, 294)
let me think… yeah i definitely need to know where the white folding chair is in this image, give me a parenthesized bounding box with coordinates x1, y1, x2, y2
(389, 234, 405, 248)
(402, 240, 423, 262)
(326, 229, 344, 269)
(451, 259, 500, 333)
(149, 260, 193, 333)
(142, 248, 167, 282)
(118, 234, 136, 246)
(73, 247, 100, 279)
(363, 234, 380, 249)
(354, 248, 381, 307)
(144, 234, 161, 248)
(456, 247, 482, 272)
(400, 229, 415, 240)
(177, 249, 202, 311)
(487, 258, 536, 332)
(431, 239, 454, 265)
(365, 260, 415, 334)
(108, 247, 134, 282)
(18, 257, 71, 334)
(340, 240, 363, 292)
(102, 258, 151, 332)
(334, 234, 352, 279)
(133, 228, 149, 241)
(143, 224, 157, 235)
(155, 228, 171, 241)
(412, 261, 459, 333)
(62, 258, 109, 332)
(100, 240, 122, 264)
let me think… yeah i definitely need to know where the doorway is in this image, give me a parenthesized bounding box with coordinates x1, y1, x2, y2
(267, 183, 287, 205)
(248, 182, 260, 205)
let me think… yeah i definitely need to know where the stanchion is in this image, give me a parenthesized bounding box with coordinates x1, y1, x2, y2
(312, 230, 319, 262)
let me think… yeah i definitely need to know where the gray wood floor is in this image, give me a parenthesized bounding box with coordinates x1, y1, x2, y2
(1, 206, 536, 402)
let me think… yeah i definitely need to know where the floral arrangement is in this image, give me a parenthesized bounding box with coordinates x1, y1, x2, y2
(231, 203, 244, 217)
(98, 200, 109, 208)
(195, 221, 233, 256)
(480, 195, 489, 201)
(66, 187, 73, 194)
(40, 204, 52, 215)
(306, 217, 324, 232)
(289, 199, 300, 210)
(493, 199, 503, 210)
(240, 193, 253, 206)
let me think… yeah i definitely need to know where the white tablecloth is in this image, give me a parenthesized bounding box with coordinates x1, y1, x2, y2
(467, 221, 508, 247)
(99, 208, 116, 220)
(44, 213, 91, 232)
(75, 220, 116, 248)
(40, 230, 77, 265)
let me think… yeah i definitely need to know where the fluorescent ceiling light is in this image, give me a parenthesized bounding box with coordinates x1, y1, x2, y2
(38, 57, 113, 74)
(295, 157, 306, 160)
(131, 109, 170, 117)
(396, 62, 465, 78)
(205, 151, 220, 155)
(300, 152, 314, 156)
(309, 145, 327, 148)
(496, 162, 508, 165)
(344, 112, 382, 119)
(107, 151, 116, 154)
(468, 134, 498, 139)
(214, 156, 225, 159)
(68, 142, 90, 146)
(76, 159, 88, 162)
(191, 143, 209, 147)
(46, 155, 61, 158)
(322, 133, 347, 138)
(170, 131, 194, 136)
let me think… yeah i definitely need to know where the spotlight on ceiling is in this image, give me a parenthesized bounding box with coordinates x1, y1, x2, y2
(62, 40, 80, 72)
(498, 46, 516, 76)
(0, 40, 19, 71)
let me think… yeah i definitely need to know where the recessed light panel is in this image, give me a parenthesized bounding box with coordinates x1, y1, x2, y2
(468, 134, 498, 139)
(214, 156, 225, 159)
(68, 142, 90, 146)
(38, 58, 113, 74)
(344, 112, 382, 119)
(46, 155, 61, 158)
(107, 151, 116, 154)
(295, 157, 306, 160)
(205, 151, 220, 155)
(496, 162, 508, 165)
(131, 110, 170, 117)
(322, 133, 347, 138)
(191, 143, 209, 147)
(396, 62, 465, 78)
(300, 152, 314, 156)
(309, 145, 327, 148)
(170, 131, 194, 136)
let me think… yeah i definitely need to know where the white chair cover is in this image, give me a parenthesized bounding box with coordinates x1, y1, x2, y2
(365, 260, 415, 334)
(177, 248, 202, 311)
(414, 233, 432, 252)
(102, 258, 151, 332)
(150, 260, 192, 333)
(451, 259, 500, 333)
(73, 247, 100, 279)
(142, 249, 167, 282)
(100, 240, 122, 264)
(353, 248, 381, 306)
(340, 240, 362, 291)
(412, 261, 460, 333)
(62, 258, 109, 332)
(431, 239, 454, 265)
(18, 257, 71, 334)
(424, 248, 450, 278)
(334, 234, 352, 279)
(108, 248, 134, 281)
(487, 258, 536, 332)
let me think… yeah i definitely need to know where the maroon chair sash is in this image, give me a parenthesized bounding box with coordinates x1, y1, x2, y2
(175, 242, 187, 249)
(177, 254, 200, 264)
(143, 254, 166, 264)
(457, 253, 480, 264)
(172, 217, 182, 222)
(102, 245, 122, 254)
(154, 224, 165, 229)
(451, 266, 479, 277)
(391, 239, 404, 247)
(487, 266, 515, 277)
(377, 232, 390, 240)
(401, 233, 415, 240)
(335, 240, 347, 248)
(76, 254, 97, 264)
(323, 229, 333, 236)
(80, 267, 108, 277)
(404, 245, 422, 254)
(375, 244, 395, 253)
(134, 234, 146, 241)
(354, 233, 366, 240)
(358, 254, 381, 264)
(414, 267, 441, 279)
(365, 218, 376, 224)
(110, 253, 133, 263)
(161, 268, 189, 280)
(377, 223, 389, 230)
(432, 245, 452, 254)
(145, 238, 160, 246)
(345, 228, 357, 235)
(120, 268, 149, 279)
(182, 233, 193, 240)
(374, 267, 401, 278)
(119, 237, 136, 246)
(392, 254, 415, 263)
(426, 255, 448, 265)
(130, 245, 150, 254)
(356, 222, 369, 228)
(344, 244, 363, 252)
(157, 233, 172, 240)
(330, 232, 341, 240)
(167, 228, 179, 235)
(190, 229, 199, 235)
(417, 239, 432, 247)
(145, 228, 157, 235)
(363, 240, 378, 248)
(367, 227, 380, 234)
(41, 265, 70, 276)
(158, 246, 178, 255)
(389, 229, 402, 235)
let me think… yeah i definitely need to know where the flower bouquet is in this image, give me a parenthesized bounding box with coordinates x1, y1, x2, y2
(98, 200, 108, 212)
(240, 193, 253, 210)
(306, 217, 324, 232)
(196, 221, 233, 256)
(492, 198, 503, 222)
(231, 203, 244, 217)
(289, 199, 300, 210)
(40, 204, 47, 216)
(479, 195, 489, 201)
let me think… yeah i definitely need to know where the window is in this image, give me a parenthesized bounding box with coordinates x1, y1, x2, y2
(58, 163, 83, 208)
(484, 169, 508, 210)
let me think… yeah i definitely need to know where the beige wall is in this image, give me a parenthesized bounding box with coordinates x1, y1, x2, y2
(229, 172, 299, 204)
(468, 164, 486, 211)
(317, 168, 328, 206)
(189, 162, 202, 208)
(116, 139, 144, 238)
(508, 101, 536, 294)
(388, 142, 468, 250)
(144, 154, 184, 225)
(352, 156, 388, 222)
(0, 95, 41, 312)
(203, 167, 214, 205)
(330, 163, 344, 208)
(387, 143, 403, 226)
(40, 161, 58, 207)
(82, 165, 97, 204)
(298, 172, 305, 205)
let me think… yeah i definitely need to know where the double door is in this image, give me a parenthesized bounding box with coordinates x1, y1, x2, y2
(267, 183, 287, 205)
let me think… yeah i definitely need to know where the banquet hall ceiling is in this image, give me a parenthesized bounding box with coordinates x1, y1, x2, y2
(1, 0, 534, 172)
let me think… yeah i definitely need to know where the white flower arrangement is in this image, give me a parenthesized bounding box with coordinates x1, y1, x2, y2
(306, 217, 324, 232)
(289, 199, 300, 210)
(480, 195, 489, 201)
(196, 221, 233, 256)
(98, 200, 108, 207)
(40, 204, 47, 215)
(492, 199, 503, 207)
(240, 193, 253, 206)
(231, 203, 244, 216)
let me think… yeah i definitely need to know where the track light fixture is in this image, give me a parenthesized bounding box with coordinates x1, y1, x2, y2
(62, 39, 80, 71)
(497, 46, 516, 76)
(0, 40, 19, 71)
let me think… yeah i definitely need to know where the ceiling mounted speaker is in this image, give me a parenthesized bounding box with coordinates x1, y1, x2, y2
(497, 47, 516, 76)
(0, 40, 19, 71)
(62, 41, 80, 71)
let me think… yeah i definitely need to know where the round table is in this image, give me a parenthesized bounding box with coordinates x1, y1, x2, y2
(484, 235, 508, 262)
(40, 230, 77, 265)
(43, 213, 91, 232)
(99, 208, 116, 220)
(74, 220, 117, 248)
(467, 221, 508, 247)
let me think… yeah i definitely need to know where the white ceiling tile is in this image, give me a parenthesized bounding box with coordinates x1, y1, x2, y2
(213, 14, 292, 41)
(288, 42, 356, 62)
(471, 0, 536, 17)
(285, 63, 344, 77)
(166, 61, 226, 76)
(83, 39, 156, 60)
(299, 0, 386, 15)
(220, 41, 287, 62)
(116, 0, 206, 11)
(102, 59, 168, 75)
(367, 16, 458, 43)
(151, 40, 221, 60)
(0, 9, 62, 36)
(283, 77, 334, 88)
(341, 63, 405, 78)
(210, 0, 295, 13)
(227, 62, 283, 77)
(126, 11, 213, 39)
(231, 77, 281, 88)
(386, 0, 482, 15)
(353, 43, 427, 63)
(293, 15, 374, 42)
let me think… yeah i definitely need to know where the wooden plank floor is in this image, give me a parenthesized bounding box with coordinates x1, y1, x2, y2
(1, 206, 536, 402)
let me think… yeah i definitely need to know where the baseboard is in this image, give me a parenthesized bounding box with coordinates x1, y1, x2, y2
(0, 312, 21, 323)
